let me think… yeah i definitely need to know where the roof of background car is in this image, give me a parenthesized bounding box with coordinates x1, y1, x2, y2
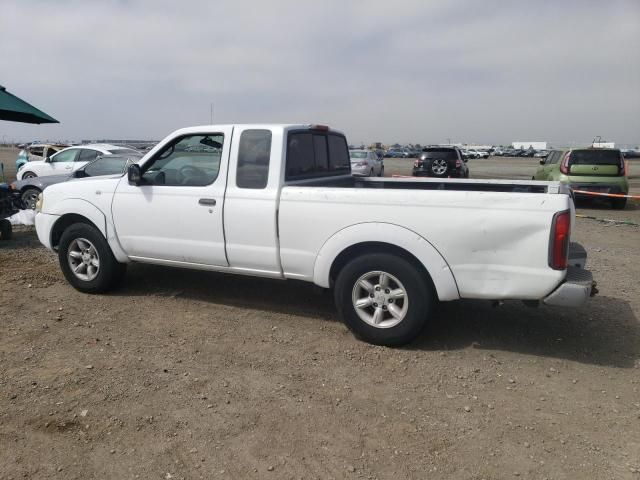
(58, 144, 124, 153)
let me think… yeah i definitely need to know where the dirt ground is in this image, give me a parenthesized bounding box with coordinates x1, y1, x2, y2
(1, 148, 640, 479)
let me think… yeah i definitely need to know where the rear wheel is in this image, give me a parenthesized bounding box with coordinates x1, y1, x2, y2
(334, 253, 433, 346)
(0, 219, 12, 241)
(611, 197, 627, 210)
(21, 171, 37, 179)
(58, 223, 126, 293)
(21, 187, 41, 210)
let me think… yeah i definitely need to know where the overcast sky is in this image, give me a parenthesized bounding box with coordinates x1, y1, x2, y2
(1, 0, 639, 146)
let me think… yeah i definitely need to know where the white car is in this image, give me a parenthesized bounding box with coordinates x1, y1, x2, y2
(17, 144, 138, 180)
(34, 124, 594, 346)
(349, 149, 384, 177)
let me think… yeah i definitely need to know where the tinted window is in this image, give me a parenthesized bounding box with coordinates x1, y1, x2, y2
(313, 135, 328, 172)
(51, 149, 78, 163)
(421, 149, 457, 160)
(108, 148, 138, 155)
(350, 151, 367, 159)
(29, 146, 44, 157)
(142, 134, 223, 186)
(83, 157, 129, 177)
(286, 132, 350, 180)
(286, 133, 315, 179)
(327, 135, 350, 171)
(77, 149, 99, 163)
(237, 129, 272, 189)
(570, 149, 621, 165)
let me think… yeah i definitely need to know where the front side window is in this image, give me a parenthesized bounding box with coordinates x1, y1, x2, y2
(142, 134, 223, 186)
(51, 149, 79, 163)
(29, 146, 44, 157)
(77, 149, 99, 163)
(236, 130, 272, 189)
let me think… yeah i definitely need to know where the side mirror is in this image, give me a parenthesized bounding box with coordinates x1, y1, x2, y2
(539, 159, 545, 165)
(128, 164, 142, 185)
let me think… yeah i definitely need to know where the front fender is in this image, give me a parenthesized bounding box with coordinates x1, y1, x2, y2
(46, 198, 129, 263)
(48, 198, 107, 237)
(313, 222, 460, 301)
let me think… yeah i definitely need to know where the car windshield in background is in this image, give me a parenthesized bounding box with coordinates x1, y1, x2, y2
(571, 150, 621, 165)
(82, 156, 136, 177)
(422, 149, 457, 159)
(350, 151, 367, 159)
(108, 148, 139, 155)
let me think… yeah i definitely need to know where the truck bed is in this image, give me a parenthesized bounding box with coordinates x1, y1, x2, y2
(288, 175, 568, 195)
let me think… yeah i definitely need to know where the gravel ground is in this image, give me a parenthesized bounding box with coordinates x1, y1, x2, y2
(1, 148, 639, 479)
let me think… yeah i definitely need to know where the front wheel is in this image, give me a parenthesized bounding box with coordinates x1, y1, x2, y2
(334, 253, 434, 346)
(21, 171, 37, 179)
(21, 187, 41, 210)
(58, 223, 126, 293)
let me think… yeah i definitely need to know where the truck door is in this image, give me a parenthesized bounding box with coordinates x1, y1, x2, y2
(223, 127, 282, 275)
(111, 128, 232, 266)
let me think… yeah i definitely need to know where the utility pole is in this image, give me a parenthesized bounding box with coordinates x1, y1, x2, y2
(210, 103, 214, 124)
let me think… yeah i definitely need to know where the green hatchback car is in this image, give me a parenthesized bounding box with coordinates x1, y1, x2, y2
(533, 148, 629, 209)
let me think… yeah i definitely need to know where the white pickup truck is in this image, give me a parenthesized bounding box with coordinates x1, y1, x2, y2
(35, 124, 595, 346)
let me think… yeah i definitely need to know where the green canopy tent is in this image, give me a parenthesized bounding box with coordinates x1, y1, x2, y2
(0, 84, 58, 124)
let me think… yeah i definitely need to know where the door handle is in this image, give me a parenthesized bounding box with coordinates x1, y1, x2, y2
(198, 198, 216, 206)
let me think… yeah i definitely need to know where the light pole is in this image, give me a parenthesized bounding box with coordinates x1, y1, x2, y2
(210, 103, 214, 124)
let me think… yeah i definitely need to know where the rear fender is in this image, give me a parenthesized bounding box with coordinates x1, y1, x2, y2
(313, 222, 460, 301)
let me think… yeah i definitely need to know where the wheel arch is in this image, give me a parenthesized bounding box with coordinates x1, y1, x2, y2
(313, 223, 460, 301)
(48, 199, 107, 250)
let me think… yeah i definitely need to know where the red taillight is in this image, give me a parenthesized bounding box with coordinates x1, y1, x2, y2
(549, 211, 570, 270)
(559, 152, 571, 174)
(455, 159, 462, 168)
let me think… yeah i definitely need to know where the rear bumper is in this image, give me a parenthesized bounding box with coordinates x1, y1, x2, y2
(567, 181, 628, 196)
(543, 266, 595, 307)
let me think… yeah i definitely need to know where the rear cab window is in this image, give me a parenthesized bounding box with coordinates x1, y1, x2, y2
(421, 148, 458, 160)
(286, 129, 350, 181)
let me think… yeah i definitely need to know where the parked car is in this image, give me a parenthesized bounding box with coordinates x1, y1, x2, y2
(413, 147, 469, 178)
(534, 150, 549, 158)
(35, 123, 595, 346)
(492, 148, 504, 156)
(533, 148, 629, 209)
(16, 143, 69, 171)
(350, 150, 384, 177)
(10, 153, 142, 209)
(16, 144, 139, 180)
(475, 150, 490, 159)
(621, 148, 640, 159)
(0, 183, 19, 240)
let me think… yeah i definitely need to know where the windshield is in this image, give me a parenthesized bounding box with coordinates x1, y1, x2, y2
(571, 149, 621, 165)
(350, 151, 367, 159)
(422, 149, 457, 159)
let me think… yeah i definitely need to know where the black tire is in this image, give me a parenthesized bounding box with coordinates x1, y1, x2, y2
(0, 219, 12, 241)
(611, 197, 627, 210)
(21, 187, 41, 210)
(21, 171, 37, 179)
(334, 253, 434, 346)
(58, 222, 126, 293)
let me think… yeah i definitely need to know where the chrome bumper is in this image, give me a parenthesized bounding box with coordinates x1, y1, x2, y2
(543, 266, 595, 307)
